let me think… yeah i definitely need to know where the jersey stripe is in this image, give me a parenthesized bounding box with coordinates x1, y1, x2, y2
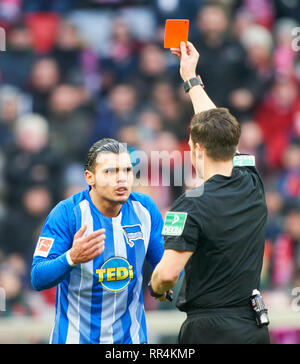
(112, 212, 129, 343)
(129, 200, 152, 343)
(66, 200, 94, 343)
(99, 216, 116, 343)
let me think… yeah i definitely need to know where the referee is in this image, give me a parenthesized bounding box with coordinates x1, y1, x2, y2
(150, 42, 270, 344)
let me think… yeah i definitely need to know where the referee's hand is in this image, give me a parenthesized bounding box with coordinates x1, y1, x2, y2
(170, 41, 199, 82)
(69, 225, 106, 265)
(157, 290, 174, 302)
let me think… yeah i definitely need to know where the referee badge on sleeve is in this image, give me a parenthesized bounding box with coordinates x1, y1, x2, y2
(162, 212, 187, 236)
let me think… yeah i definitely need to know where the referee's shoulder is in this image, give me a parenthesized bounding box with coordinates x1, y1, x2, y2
(169, 190, 200, 214)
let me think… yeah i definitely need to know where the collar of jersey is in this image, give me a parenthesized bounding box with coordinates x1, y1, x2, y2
(205, 168, 239, 184)
(84, 189, 126, 220)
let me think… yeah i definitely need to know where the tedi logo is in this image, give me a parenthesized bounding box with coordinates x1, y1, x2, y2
(96, 257, 134, 292)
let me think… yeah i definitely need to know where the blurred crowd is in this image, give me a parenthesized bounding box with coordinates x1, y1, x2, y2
(0, 0, 300, 342)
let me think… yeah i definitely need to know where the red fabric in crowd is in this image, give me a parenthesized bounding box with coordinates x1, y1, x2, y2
(25, 12, 60, 54)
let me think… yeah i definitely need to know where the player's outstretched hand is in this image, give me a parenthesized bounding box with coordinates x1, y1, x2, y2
(171, 41, 199, 82)
(70, 225, 106, 264)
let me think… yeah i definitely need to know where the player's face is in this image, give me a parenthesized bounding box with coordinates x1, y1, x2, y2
(88, 152, 134, 205)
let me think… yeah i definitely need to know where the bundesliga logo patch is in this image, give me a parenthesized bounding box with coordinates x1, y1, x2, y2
(34, 237, 54, 257)
(96, 257, 134, 292)
(162, 212, 187, 236)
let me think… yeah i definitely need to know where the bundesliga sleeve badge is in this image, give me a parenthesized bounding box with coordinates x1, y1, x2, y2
(34, 237, 54, 257)
(162, 212, 188, 236)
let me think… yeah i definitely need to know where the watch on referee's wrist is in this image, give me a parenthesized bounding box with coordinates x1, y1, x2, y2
(183, 75, 204, 93)
(148, 281, 163, 299)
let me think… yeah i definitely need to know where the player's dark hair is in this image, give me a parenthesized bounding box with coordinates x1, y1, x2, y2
(190, 108, 241, 161)
(85, 138, 128, 172)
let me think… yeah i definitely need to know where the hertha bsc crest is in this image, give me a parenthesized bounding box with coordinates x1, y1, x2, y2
(122, 225, 144, 248)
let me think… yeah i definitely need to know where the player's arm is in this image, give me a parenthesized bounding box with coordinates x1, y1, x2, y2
(144, 196, 165, 271)
(171, 41, 216, 114)
(31, 203, 105, 291)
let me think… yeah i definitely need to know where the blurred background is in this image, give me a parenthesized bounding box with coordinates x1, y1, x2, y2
(0, 0, 300, 344)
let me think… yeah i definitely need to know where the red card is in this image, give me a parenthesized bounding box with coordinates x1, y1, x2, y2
(164, 19, 189, 49)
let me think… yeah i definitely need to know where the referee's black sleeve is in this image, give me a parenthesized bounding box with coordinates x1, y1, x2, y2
(163, 197, 200, 253)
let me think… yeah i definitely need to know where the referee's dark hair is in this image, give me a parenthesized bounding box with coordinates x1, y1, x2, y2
(190, 108, 241, 161)
(85, 138, 128, 172)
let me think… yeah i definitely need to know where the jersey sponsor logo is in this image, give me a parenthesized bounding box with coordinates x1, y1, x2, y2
(162, 212, 188, 236)
(96, 257, 134, 292)
(122, 224, 143, 248)
(34, 237, 54, 257)
(233, 155, 255, 167)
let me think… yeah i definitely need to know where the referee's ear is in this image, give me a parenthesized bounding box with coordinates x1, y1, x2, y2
(194, 142, 204, 157)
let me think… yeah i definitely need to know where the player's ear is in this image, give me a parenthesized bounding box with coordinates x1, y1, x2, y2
(84, 169, 96, 187)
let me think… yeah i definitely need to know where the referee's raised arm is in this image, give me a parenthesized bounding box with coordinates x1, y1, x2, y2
(171, 41, 216, 114)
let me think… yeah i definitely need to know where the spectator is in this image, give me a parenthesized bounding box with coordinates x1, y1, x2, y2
(103, 18, 142, 82)
(272, 208, 300, 288)
(151, 80, 190, 141)
(278, 143, 300, 205)
(0, 261, 32, 317)
(238, 120, 266, 172)
(89, 83, 139, 145)
(273, 18, 300, 78)
(265, 187, 284, 242)
(0, 0, 22, 24)
(0, 185, 52, 260)
(48, 83, 93, 163)
(239, 24, 275, 101)
(191, 3, 257, 120)
(137, 109, 162, 145)
(28, 58, 60, 116)
(255, 75, 300, 171)
(234, 0, 275, 29)
(132, 43, 171, 102)
(51, 20, 101, 92)
(0, 22, 34, 89)
(3, 113, 62, 207)
(0, 86, 29, 150)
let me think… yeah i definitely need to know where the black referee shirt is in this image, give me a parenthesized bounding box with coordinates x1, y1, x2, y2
(163, 154, 268, 312)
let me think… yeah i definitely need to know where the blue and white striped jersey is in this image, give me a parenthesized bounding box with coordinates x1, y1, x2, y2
(31, 190, 164, 344)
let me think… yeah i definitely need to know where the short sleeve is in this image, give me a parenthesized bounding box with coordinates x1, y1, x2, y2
(163, 196, 200, 252)
(233, 153, 265, 194)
